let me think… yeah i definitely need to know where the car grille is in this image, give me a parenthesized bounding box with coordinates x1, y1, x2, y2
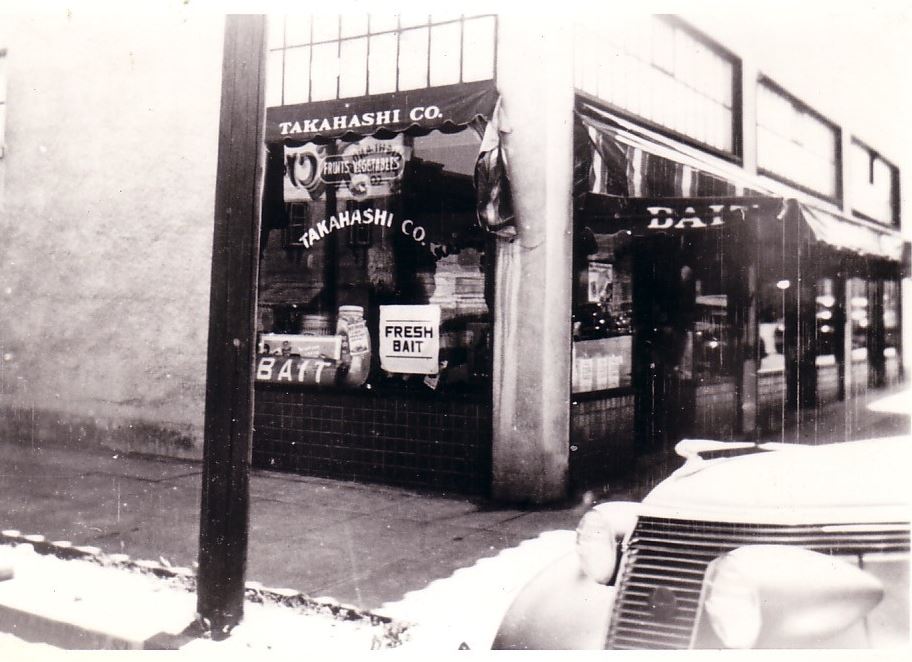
(606, 516, 911, 650)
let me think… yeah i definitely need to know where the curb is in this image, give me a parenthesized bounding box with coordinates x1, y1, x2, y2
(0, 529, 410, 649)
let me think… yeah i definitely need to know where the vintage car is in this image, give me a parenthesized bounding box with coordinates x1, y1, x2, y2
(493, 435, 911, 650)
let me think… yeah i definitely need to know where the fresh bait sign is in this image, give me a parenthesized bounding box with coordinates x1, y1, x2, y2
(379, 305, 441, 375)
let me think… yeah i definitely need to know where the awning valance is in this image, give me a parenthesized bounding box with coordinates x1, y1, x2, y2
(266, 80, 498, 145)
(575, 98, 904, 262)
(799, 204, 905, 262)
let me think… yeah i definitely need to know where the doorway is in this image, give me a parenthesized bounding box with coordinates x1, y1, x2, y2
(632, 229, 738, 451)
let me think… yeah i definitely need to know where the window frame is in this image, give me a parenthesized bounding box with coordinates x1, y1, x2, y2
(572, 15, 744, 164)
(267, 14, 498, 107)
(755, 74, 844, 205)
(849, 135, 901, 228)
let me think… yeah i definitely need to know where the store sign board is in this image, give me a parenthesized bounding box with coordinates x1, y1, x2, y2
(284, 136, 410, 203)
(266, 81, 497, 144)
(583, 196, 784, 235)
(379, 305, 441, 375)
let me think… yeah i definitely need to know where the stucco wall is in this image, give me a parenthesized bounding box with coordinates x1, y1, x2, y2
(0, 12, 224, 457)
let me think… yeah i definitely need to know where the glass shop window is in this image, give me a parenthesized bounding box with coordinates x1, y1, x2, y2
(815, 277, 837, 366)
(758, 279, 787, 374)
(256, 128, 491, 395)
(571, 229, 633, 393)
(883, 280, 899, 360)
(686, 235, 733, 384)
(848, 277, 869, 361)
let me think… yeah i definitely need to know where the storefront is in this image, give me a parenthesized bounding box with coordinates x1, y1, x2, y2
(569, 99, 906, 480)
(245, 16, 905, 499)
(253, 81, 499, 493)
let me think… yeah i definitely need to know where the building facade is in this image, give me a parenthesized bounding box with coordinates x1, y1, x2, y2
(0, 12, 907, 503)
(0, 12, 224, 457)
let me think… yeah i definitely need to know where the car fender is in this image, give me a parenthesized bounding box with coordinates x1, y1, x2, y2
(491, 551, 617, 650)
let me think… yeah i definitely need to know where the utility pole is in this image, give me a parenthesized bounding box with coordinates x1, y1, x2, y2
(197, 14, 266, 635)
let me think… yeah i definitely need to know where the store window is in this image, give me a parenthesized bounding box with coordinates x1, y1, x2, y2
(757, 79, 840, 200)
(848, 277, 869, 362)
(571, 229, 633, 393)
(815, 277, 838, 366)
(256, 128, 491, 395)
(265, 14, 497, 107)
(758, 279, 787, 374)
(689, 236, 733, 384)
(884, 279, 900, 363)
(573, 16, 739, 155)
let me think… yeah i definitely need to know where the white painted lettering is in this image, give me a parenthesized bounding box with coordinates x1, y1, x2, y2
(675, 207, 707, 229)
(708, 204, 726, 226)
(277, 359, 294, 381)
(647, 206, 675, 230)
(256, 357, 276, 380)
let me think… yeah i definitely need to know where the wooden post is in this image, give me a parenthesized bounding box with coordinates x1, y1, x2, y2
(197, 15, 266, 634)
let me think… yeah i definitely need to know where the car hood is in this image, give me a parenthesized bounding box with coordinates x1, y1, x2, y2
(641, 436, 912, 525)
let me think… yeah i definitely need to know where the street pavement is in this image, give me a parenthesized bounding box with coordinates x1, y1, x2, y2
(1, 382, 909, 638)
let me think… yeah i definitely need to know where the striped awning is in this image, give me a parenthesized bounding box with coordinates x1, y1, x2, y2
(576, 98, 905, 262)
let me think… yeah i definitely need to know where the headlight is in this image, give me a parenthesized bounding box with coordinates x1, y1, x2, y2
(703, 554, 762, 648)
(702, 545, 884, 648)
(575, 502, 637, 584)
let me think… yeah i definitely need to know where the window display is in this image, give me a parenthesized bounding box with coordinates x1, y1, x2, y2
(256, 128, 491, 394)
(883, 280, 899, 360)
(572, 229, 633, 393)
(848, 277, 869, 361)
(815, 277, 838, 366)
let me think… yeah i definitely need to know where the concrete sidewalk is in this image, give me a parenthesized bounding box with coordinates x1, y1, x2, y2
(0, 439, 591, 614)
(1, 382, 909, 618)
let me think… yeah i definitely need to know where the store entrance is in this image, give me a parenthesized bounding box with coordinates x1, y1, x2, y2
(632, 235, 695, 450)
(632, 230, 737, 451)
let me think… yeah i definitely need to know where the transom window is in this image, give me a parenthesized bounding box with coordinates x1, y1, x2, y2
(266, 14, 497, 107)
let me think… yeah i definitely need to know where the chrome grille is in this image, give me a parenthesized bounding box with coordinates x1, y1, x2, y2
(606, 516, 911, 650)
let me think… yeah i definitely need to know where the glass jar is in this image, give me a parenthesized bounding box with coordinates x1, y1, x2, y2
(336, 305, 371, 387)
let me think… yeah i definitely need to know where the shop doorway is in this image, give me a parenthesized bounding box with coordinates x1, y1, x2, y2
(632, 230, 738, 451)
(633, 236, 695, 450)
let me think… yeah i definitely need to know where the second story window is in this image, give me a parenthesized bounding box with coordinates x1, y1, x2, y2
(756, 78, 840, 201)
(848, 139, 899, 227)
(573, 16, 740, 156)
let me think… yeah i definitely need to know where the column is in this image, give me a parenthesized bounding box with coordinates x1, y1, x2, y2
(491, 17, 575, 503)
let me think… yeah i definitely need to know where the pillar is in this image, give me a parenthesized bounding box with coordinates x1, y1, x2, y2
(491, 17, 575, 503)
